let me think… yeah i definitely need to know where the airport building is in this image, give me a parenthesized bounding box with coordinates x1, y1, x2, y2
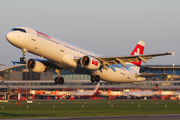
(1, 64, 180, 81)
(0, 65, 91, 81)
(0, 64, 180, 100)
(140, 64, 180, 81)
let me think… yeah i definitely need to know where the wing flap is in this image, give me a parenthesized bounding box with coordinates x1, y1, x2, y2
(98, 52, 172, 62)
(95, 52, 173, 68)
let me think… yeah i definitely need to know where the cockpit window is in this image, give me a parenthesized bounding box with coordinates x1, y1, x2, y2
(11, 28, 26, 33)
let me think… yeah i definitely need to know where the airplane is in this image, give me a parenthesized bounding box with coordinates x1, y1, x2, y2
(70, 83, 100, 97)
(124, 84, 160, 100)
(6, 26, 174, 84)
(0, 64, 5, 67)
(100, 89, 122, 100)
(174, 91, 180, 99)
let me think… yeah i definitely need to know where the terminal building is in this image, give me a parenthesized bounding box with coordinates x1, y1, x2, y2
(0, 65, 91, 81)
(140, 64, 180, 81)
(1, 64, 180, 81)
(0, 64, 180, 99)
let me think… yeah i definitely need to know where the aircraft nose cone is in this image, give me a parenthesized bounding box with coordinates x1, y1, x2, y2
(6, 32, 12, 41)
(6, 32, 14, 43)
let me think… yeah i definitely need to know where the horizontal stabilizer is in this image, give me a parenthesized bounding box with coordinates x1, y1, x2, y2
(136, 73, 169, 77)
(12, 61, 26, 65)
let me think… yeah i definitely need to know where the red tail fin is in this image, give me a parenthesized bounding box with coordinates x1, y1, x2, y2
(130, 41, 145, 67)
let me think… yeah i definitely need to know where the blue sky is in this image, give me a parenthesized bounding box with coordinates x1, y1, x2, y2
(0, 0, 179, 69)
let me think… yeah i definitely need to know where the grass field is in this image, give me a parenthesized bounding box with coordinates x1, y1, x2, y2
(0, 100, 180, 119)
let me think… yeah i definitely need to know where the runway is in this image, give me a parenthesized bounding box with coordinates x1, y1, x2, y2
(3, 114, 180, 120)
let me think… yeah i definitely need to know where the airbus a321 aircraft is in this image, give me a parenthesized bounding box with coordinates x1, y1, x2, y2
(6, 26, 174, 84)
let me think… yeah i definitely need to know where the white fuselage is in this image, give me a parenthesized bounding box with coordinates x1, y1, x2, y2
(72, 91, 97, 96)
(124, 91, 160, 97)
(6, 26, 145, 83)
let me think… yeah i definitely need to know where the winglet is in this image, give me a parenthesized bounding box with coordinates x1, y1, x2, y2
(172, 52, 175, 57)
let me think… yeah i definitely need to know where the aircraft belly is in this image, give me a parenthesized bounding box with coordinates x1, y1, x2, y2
(94, 67, 139, 83)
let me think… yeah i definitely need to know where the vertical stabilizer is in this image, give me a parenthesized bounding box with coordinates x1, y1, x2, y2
(130, 41, 145, 72)
(93, 83, 100, 95)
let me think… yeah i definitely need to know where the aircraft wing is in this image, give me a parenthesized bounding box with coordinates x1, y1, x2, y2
(95, 52, 174, 68)
(12, 59, 62, 70)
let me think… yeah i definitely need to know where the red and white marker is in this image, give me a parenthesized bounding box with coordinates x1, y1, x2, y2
(55, 90, 57, 100)
(18, 86, 21, 106)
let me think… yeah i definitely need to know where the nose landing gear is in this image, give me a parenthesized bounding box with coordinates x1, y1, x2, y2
(20, 48, 27, 62)
(20, 57, 26, 62)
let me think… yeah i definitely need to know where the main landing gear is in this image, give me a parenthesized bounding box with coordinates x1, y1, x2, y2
(55, 77, 64, 85)
(91, 75, 100, 83)
(54, 69, 64, 85)
(20, 48, 27, 62)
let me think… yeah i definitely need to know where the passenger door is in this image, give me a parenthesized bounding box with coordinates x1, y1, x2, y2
(30, 29, 38, 50)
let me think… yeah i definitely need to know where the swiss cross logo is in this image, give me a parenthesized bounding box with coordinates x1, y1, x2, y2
(130, 44, 144, 67)
(92, 59, 98, 66)
(134, 48, 140, 55)
(131, 45, 144, 56)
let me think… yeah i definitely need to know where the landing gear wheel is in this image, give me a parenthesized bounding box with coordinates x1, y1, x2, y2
(20, 48, 27, 62)
(59, 77, 64, 85)
(54, 77, 64, 84)
(55, 77, 59, 84)
(20, 57, 26, 62)
(95, 75, 100, 82)
(91, 75, 95, 83)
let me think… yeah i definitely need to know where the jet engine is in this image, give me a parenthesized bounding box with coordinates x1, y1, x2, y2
(80, 56, 100, 70)
(26, 59, 46, 73)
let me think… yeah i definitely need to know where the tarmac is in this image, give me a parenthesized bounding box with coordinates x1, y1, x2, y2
(3, 114, 180, 120)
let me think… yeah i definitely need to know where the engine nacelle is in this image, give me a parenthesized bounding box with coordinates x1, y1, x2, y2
(80, 56, 100, 70)
(26, 59, 46, 73)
